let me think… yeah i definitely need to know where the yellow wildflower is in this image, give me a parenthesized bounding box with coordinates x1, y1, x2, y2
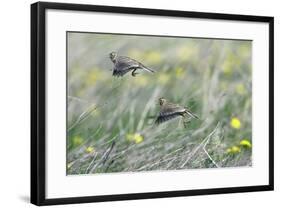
(86, 70, 103, 85)
(144, 51, 161, 64)
(175, 67, 184, 78)
(226, 148, 232, 154)
(230, 117, 241, 129)
(134, 134, 144, 144)
(126, 133, 144, 144)
(222, 53, 241, 76)
(239, 139, 252, 148)
(235, 83, 246, 95)
(177, 45, 196, 61)
(157, 73, 170, 84)
(226, 145, 241, 154)
(222, 61, 233, 76)
(231, 146, 241, 153)
(72, 136, 84, 146)
(85, 146, 95, 153)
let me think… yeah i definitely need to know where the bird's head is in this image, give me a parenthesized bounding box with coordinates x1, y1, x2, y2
(159, 97, 167, 106)
(109, 52, 117, 62)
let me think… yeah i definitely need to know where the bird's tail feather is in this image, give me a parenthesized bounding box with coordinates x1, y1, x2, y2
(141, 64, 155, 73)
(184, 110, 199, 119)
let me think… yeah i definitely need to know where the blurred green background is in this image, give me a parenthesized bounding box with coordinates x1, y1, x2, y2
(67, 32, 252, 175)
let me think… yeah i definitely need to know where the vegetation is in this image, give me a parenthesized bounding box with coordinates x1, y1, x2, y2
(67, 32, 252, 175)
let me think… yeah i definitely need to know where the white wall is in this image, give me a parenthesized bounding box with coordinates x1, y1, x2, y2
(0, 0, 279, 207)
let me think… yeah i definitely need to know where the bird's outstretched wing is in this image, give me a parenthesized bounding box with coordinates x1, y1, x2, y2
(112, 56, 140, 76)
(117, 56, 140, 67)
(112, 65, 133, 77)
(155, 113, 181, 124)
(155, 104, 186, 124)
(160, 103, 186, 116)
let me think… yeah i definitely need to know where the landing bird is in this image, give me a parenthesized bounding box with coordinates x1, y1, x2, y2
(155, 98, 199, 125)
(109, 52, 155, 77)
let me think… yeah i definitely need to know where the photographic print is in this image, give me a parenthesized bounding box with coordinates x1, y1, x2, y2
(66, 32, 252, 175)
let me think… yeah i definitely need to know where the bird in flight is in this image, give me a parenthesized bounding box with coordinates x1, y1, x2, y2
(109, 52, 155, 77)
(155, 98, 199, 125)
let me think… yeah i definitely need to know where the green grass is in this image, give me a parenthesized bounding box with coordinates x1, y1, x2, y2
(66, 33, 252, 175)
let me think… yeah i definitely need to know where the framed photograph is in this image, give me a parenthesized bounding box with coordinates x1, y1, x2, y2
(31, 2, 274, 205)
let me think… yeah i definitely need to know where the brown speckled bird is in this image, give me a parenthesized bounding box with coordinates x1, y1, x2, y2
(155, 98, 199, 125)
(109, 52, 155, 77)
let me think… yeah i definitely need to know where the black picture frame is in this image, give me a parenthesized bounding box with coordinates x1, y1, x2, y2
(31, 1, 274, 206)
